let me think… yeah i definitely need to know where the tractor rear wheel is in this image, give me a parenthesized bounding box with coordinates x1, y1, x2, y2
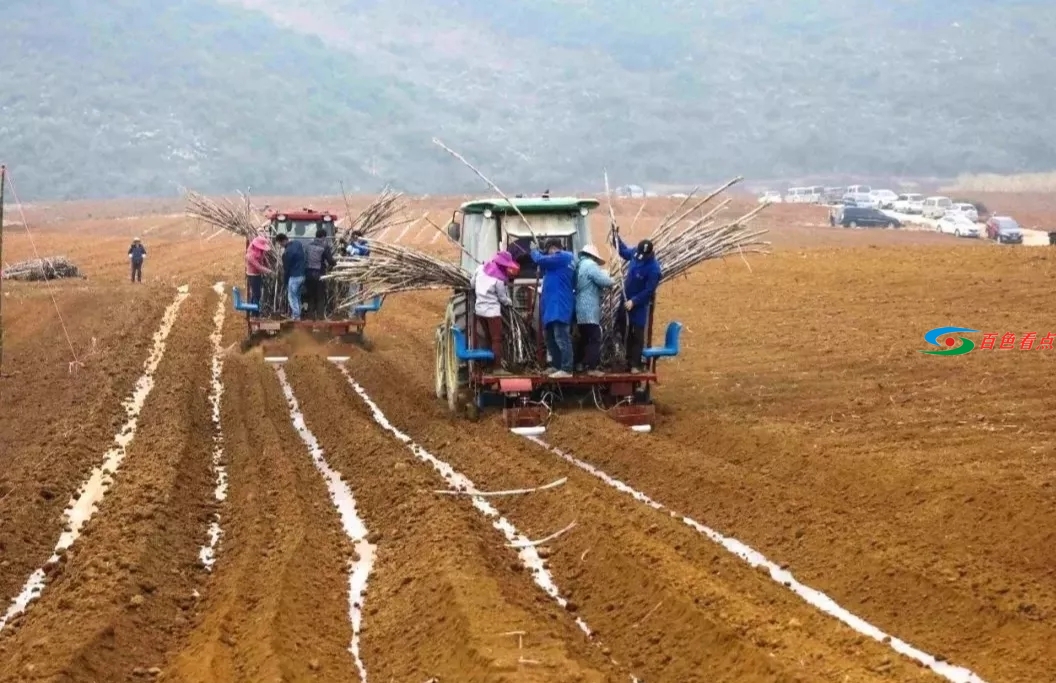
(434, 326, 447, 400)
(445, 328, 460, 414)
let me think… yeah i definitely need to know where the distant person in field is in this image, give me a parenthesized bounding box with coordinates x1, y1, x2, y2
(471, 250, 520, 374)
(573, 243, 615, 376)
(304, 228, 337, 320)
(530, 239, 576, 378)
(274, 234, 306, 320)
(611, 232, 661, 374)
(128, 237, 146, 283)
(244, 234, 273, 317)
(344, 230, 370, 309)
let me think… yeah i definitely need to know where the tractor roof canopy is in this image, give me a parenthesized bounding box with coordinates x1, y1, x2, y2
(265, 208, 338, 222)
(459, 197, 600, 215)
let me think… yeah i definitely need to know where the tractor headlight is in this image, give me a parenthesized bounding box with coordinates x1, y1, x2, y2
(277, 214, 286, 221)
(483, 208, 493, 218)
(580, 207, 589, 216)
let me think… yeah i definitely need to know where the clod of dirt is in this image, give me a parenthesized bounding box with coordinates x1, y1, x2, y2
(536, 546, 553, 559)
(308, 659, 321, 671)
(564, 600, 579, 613)
(788, 618, 802, 628)
(39, 488, 56, 500)
(129, 595, 146, 608)
(147, 667, 162, 676)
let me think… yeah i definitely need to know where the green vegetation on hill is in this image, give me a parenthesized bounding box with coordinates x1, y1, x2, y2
(1, 0, 1054, 200)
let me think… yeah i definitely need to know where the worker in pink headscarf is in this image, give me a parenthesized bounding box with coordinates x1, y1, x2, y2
(470, 251, 520, 374)
(245, 234, 273, 316)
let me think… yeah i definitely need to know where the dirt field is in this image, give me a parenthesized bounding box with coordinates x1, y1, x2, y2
(1, 194, 1054, 682)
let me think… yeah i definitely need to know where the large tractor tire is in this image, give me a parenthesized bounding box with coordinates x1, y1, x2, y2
(434, 325, 447, 400)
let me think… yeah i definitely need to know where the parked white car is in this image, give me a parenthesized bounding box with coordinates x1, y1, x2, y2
(785, 186, 823, 203)
(842, 184, 873, 206)
(893, 193, 925, 214)
(922, 196, 953, 219)
(937, 213, 981, 238)
(948, 202, 979, 222)
(870, 189, 899, 209)
(758, 191, 783, 204)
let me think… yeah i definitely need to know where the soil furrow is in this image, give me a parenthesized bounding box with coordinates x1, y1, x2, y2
(284, 356, 620, 681)
(546, 411, 1054, 683)
(0, 286, 213, 681)
(0, 285, 173, 603)
(339, 329, 924, 683)
(162, 351, 357, 683)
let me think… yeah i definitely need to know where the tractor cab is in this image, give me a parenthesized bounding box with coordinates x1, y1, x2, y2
(264, 208, 339, 241)
(448, 197, 599, 317)
(449, 197, 598, 279)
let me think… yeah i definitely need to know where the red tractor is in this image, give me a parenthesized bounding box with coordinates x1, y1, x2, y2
(232, 208, 383, 354)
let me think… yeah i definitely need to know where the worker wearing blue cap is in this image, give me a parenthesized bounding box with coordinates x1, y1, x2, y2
(611, 232, 661, 373)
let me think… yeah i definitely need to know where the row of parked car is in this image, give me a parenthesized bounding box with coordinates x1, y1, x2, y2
(761, 185, 972, 217)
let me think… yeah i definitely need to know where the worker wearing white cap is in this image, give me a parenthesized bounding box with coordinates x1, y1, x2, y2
(574, 243, 615, 375)
(128, 237, 147, 283)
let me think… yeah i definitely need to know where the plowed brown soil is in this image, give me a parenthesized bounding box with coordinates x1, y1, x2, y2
(0, 285, 216, 681)
(2, 193, 1054, 682)
(283, 357, 619, 681)
(165, 352, 357, 683)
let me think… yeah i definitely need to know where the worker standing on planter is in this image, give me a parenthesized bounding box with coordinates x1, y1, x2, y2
(530, 239, 576, 378)
(573, 243, 614, 376)
(304, 228, 337, 320)
(471, 250, 519, 375)
(244, 235, 273, 316)
(612, 234, 662, 374)
(275, 234, 306, 320)
(128, 237, 146, 283)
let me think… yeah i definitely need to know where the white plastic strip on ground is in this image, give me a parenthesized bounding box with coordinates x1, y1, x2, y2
(0, 285, 191, 632)
(274, 365, 375, 681)
(524, 436, 988, 683)
(199, 282, 228, 570)
(333, 362, 594, 637)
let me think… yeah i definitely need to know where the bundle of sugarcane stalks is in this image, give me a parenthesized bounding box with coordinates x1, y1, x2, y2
(338, 186, 413, 241)
(324, 239, 540, 368)
(2, 256, 82, 281)
(185, 191, 267, 237)
(599, 178, 771, 366)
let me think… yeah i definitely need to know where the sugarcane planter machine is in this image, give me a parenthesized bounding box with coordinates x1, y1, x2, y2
(231, 208, 385, 356)
(434, 196, 683, 434)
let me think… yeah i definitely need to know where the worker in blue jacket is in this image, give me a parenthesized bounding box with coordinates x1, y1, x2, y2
(275, 234, 307, 320)
(612, 232, 662, 373)
(530, 239, 576, 378)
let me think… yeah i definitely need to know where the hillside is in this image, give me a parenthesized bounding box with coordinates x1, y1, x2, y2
(1, 0, 1055, 200)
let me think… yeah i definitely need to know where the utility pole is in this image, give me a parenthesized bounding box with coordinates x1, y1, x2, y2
(0, 165, 6, 375)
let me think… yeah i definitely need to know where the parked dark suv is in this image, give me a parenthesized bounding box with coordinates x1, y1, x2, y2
(836, 207, 901, 229)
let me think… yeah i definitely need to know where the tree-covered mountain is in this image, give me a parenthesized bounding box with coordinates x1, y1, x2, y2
(1, 0, 1054, 200)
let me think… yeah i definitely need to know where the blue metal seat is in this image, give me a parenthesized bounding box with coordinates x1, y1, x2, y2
(642, 321, 682, 359)
(353, 295, 383, 316)
(232, 286, 259, 312)
(451, 326, 494, 362)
